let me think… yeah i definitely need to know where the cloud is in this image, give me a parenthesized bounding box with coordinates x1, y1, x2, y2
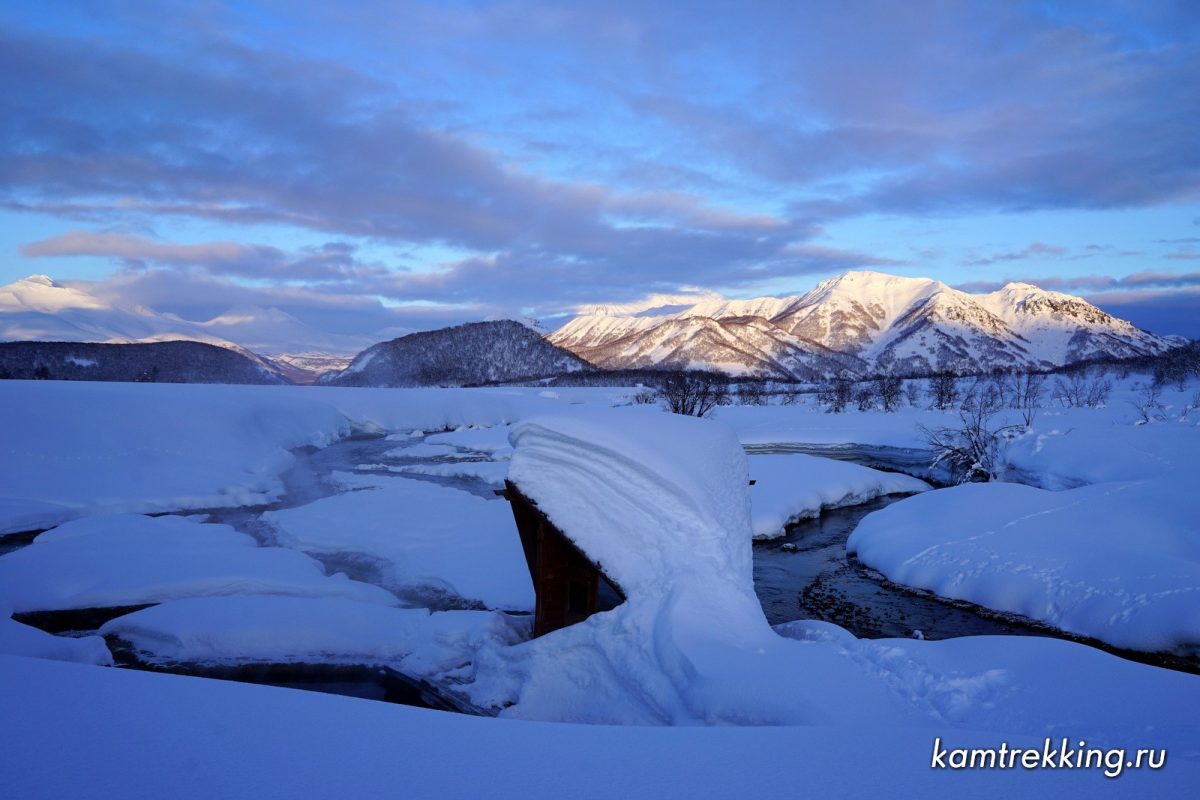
(22, 231, 391, 282)
(956, 270, 1200, 294)
(963, 242, 1067, 266)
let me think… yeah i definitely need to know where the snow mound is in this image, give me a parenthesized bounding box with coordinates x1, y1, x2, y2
(848, 480, 1200, 653)
(0, 602, 112, 665)
(0, 514, 398, 613)
(505, 408, 753, 598)
(263, 479, 533, 611)
(100, 595, 527, 676)
(748, 454, 930, 539)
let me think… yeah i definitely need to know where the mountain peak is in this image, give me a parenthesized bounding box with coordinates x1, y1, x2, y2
(22, 274, 60, 288)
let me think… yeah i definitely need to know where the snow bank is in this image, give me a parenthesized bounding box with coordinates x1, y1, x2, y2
(0, 514, 397, 613)
(748, 454, 929, 539)
(426, 425, 516, 459)
(0, 602, 111, 665)
(848, 480, 1200, 653)
(100, 596, 526, 677)
(10, 655, 1196, 800)
(263, 478, 533, 611)
(381, 460, 510, 487)
(0, 380, 622, 531)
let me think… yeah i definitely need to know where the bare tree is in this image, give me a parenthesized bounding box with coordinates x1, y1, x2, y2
(656, 371, 729, 418)
(928, 372, 958, 410)
(736, 381, 767, 406)
(1128, 381, 1166, 425)
(904, 380, 921, 407)
(780, 384, 802, 406)
(818, 375, 853, 413)
(920, 393, 1019, 483)
(1008, 372, 1046, 427)
(1053, 368, 1112, 408)
(874, 374, 903, 412)
(855, 384, 875, 411)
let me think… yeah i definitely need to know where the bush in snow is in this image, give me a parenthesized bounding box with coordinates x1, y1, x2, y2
(919, 394, 1019, 483)
(817, 375, 853, 413)
(736, 382, 767, 406)
(1128, 381, 1168, 425)
(1052, 368, 1112, 408)
(655, 371, 728, 418)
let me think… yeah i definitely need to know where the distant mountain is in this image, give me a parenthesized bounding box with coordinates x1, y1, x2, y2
(0, 275, 370, 383)
(197, 305, 378, 357)
(549, 271, 1178, 377)
(321, 320, 593, 387)
(0, 340, 288, 384)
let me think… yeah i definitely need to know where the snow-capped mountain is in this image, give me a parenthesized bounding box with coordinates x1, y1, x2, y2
(0, 276, 361, 382)
(549, 271, 1176, 378)
(322, 320, 593, 387)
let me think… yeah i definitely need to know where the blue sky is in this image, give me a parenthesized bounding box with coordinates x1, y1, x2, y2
(1, 0, 1198, 337)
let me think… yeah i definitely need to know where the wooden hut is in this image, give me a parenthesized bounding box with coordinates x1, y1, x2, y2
(500, 480, 625, 637)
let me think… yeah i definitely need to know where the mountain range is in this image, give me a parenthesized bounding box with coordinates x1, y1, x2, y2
(548, 271, 1178, 378)
(0, 271, 1185, 385)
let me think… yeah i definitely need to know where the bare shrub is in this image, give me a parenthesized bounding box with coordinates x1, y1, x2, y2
(630, 388, 658, 405)
(920, 394, 1019, 483)
(1128, 381, 1167, 425)
(818, 375, 853, 413)
(656, 371, 728, 418)
(1053, 369, 1112, 408)
(736, 382, 767, 406)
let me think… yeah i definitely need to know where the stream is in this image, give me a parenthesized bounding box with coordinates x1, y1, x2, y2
(5, 430, 1195, 712)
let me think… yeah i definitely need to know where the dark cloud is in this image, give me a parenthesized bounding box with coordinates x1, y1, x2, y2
(1090, 289, 1200, 340)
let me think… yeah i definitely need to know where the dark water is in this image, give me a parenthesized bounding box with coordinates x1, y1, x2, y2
(753, 495, 1200, 675)
(753, 496, 1038, 639)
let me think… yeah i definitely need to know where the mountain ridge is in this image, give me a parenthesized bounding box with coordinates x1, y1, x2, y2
(548, 270, 1177, 378)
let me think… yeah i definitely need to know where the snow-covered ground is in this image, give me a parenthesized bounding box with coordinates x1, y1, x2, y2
(1, 376, 1198, 794)
(262, 474, 534, 610)
(9, 653, 1193, 799)
(748, 453, 929, 539)
(100, 595, 526, 676)
(0, 514, 396, 613)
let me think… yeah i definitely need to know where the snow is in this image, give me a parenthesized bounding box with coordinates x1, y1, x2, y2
(0, 602, 112, 665)
(382, 441, 460, 458)
(848, 479, 1200, 654)
(505, 408, 753, 599)
(0, 514, 397, 613)
(9, 655, 1195, 800)
(748, 453, 930, 539)
(427, 424, 516, 458)
(383, 460, 511, 487)
(0, 379, 620, 532)
(100, 595, 526, 676)
(263, 477, 533, 611)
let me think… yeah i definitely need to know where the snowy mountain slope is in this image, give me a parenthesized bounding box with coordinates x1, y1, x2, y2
(321, 320, 594, 387)
(0, 276, 363, 382)
(0, 275, 238, 348)
(197, 305, 377, 356)
(0, 340, 288, 384)
(549, 270, 1176, 377)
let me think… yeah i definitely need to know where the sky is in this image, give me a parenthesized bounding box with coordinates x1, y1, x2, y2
(1, 0, 1198, 338)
